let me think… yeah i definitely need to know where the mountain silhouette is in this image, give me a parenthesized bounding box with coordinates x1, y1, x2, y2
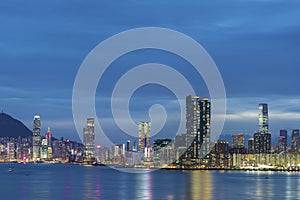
(0, 112, 32, 138)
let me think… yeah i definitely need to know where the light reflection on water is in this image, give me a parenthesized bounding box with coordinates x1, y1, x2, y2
(189, 171, 212, 200)
(2, 164, 300, 199)
(135, 172, 152, 200)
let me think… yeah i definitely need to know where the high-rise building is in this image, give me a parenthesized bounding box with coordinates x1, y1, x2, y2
(46, 127, 53, 159)
(186, 95, 200, 156)
(7, 138, 15, 161)
(83, 118, 95, 158)
(254, 132, 271, 154)
(32, 115, 41, 161)
(292, 129, 300, 150)
(231, 134, 245, 149)
(248, 138, 254, 154)
(211, 140, 229, 168)
(213, 140, 229, 154)
(41, 138, 48, 159)
(132, 140, 137, 152)
(278, 130, 287, 153)
(126, 140, 131, 152)
(138, 122, 150, 152)
(186, 95, 211, 160)
(199, 98, 211, 157)
(258, 103, 269, 134)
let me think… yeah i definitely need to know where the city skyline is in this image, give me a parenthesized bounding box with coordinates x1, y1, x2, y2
(2, 100, 300, 170)
(2, 98, 300, 147)
(2, 1, 300, 199)
(1, 0, 300, 142)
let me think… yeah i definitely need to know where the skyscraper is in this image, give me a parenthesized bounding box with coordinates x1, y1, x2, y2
(248, 138, 254, 154)
(186, 95, 211, 160)
(253, 132, 271, 154)
(138, 122, 150, 152)
(231, 134, 245, 149)
(41, 138, 48, 159)
(126, 140, 131, 152)
(278, 129, 287, 153)
(32, 115, 41, 161)
(258, 103, 269, 134)
(199, 98, 211, 157)
(83, 118, 95, 158)
(46, 127, 53, 159)
(292, 129, 300, 150)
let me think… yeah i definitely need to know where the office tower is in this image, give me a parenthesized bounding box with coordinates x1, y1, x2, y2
(121, 144, 125, 155)
(292, 129, 300, 150)
(46, 127, 52, 146)
(144, 146, 153, 158)
(138, 122, 150, 152)
(278, 130, 287, 153)
(253, 132, 271, 154)
(248, 138, 254, 154)
(126, 140, 131, 152)
(113, 144, 125, 157)
(7, 138, 15, 161)
(186, 95, 211, 160)
(83, 118, 95, 158)
(41, 138, 48, 159)
(113, 144, 120, 157)
(231, 134, 245, 149)
(46, 127, 53, 159)
(32, 115, 41, 161)
(132, 140, 137, 152)
(258, 103, 269, 134)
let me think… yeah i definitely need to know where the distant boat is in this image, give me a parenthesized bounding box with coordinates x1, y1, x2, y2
(8, 168, 13, 172)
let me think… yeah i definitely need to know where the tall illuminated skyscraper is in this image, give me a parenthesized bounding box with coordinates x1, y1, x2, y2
(292, 129, 300, 150)
(258, 103, 269, 134)
(186, 95, 211, 160)
(32, 115, 41, 161)
(199, 98, 211, 157)
(46, 127, 53, 159)
(126, 140, 131, 152)
(186, 95, 200, 155)
(138, 122, 150, 152)
(41, 138, 48, 159)
(278, 129, 287, 153)
(83, 118, 95, 158)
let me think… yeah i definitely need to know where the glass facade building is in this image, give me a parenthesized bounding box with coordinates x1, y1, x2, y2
(278, 129, 287, 153)
(83, 118, 95, 158)
(32, 115, 41, 161)
(138, 122, 150, 152)
(186, 95, 211, 161)
(258, 103, 269, 134)
(254, 132, 271, 154)
(292, 129, 300, 150)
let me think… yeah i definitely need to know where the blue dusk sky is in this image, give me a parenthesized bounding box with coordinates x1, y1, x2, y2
(1, 0, 300, 145)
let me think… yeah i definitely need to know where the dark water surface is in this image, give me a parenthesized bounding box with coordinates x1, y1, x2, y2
(1, 163, 299, 200)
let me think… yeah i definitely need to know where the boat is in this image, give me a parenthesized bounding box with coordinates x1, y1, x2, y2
(8, 168, 13, 172)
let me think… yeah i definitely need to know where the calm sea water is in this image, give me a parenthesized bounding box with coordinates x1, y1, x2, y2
(1, 163, 300, 200)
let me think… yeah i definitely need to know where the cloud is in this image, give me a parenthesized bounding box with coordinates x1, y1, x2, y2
(1, 0, 300, 142)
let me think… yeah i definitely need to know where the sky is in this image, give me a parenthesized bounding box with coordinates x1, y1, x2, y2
(1, 0, 300, 145)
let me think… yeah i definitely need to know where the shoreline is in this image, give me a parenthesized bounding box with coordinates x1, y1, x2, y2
(2, 162, 300, 172)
